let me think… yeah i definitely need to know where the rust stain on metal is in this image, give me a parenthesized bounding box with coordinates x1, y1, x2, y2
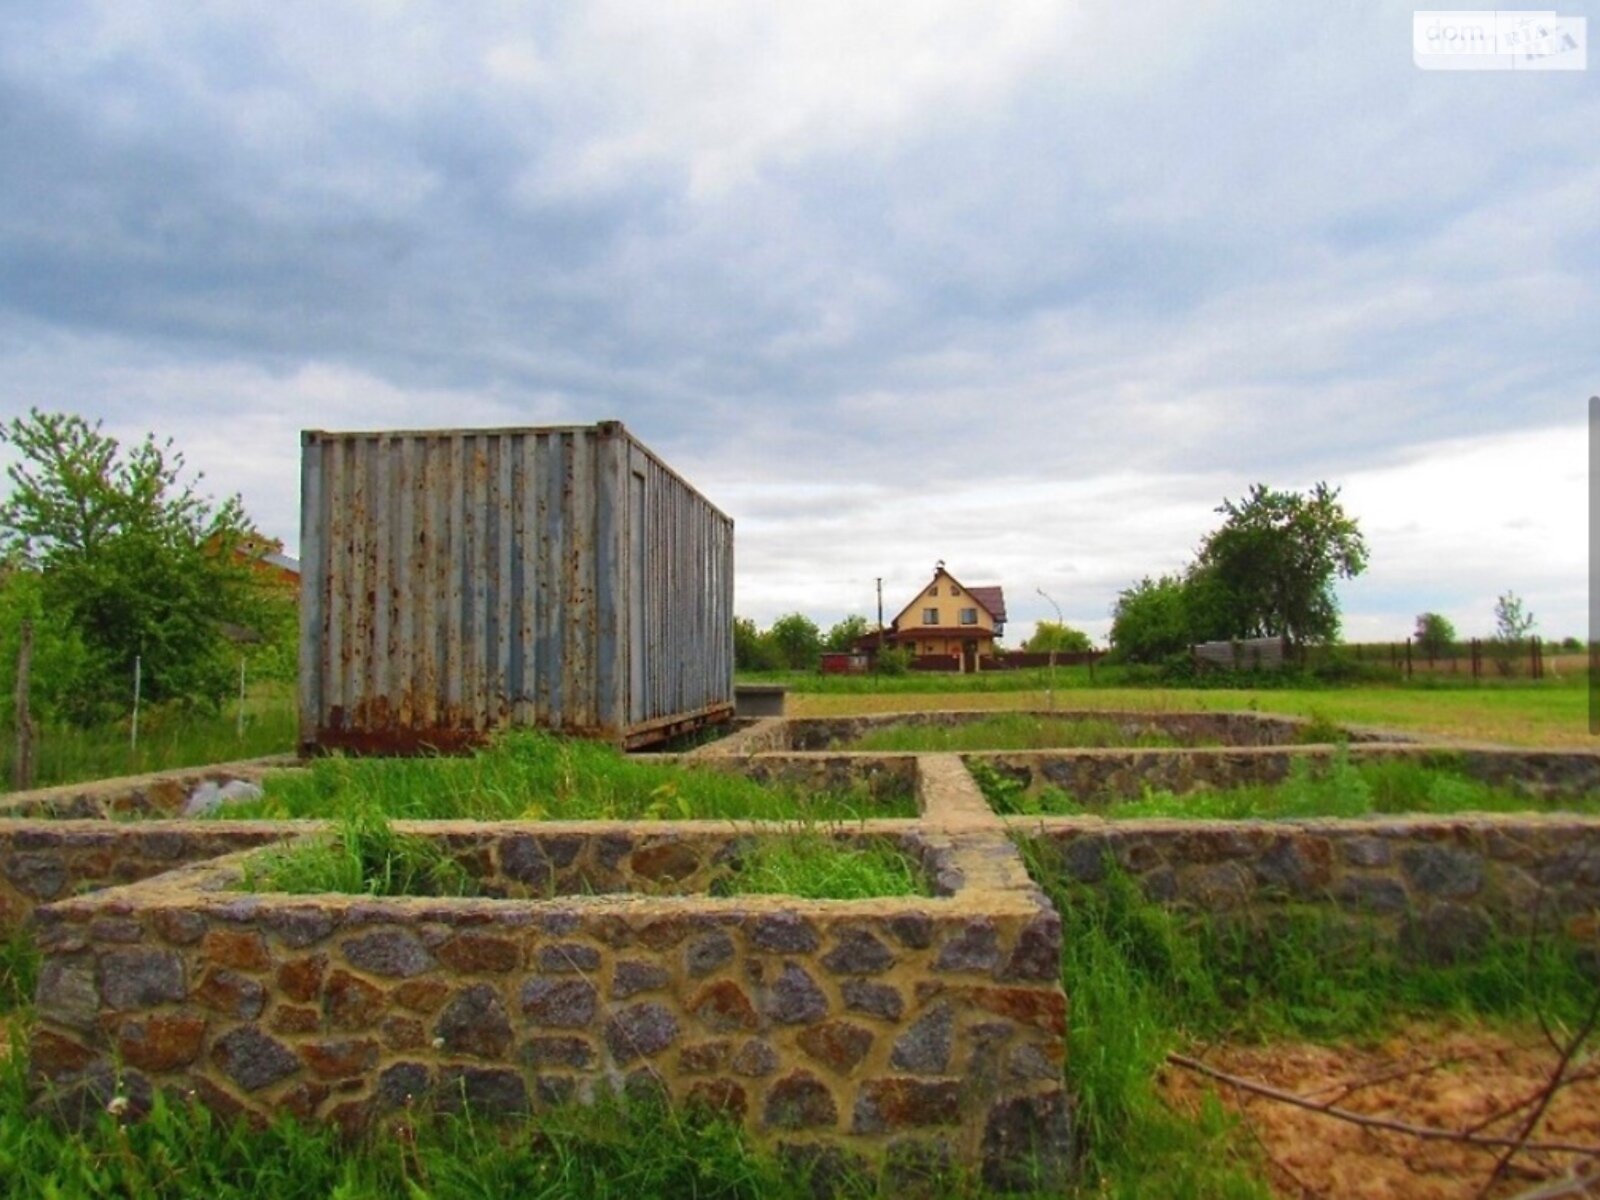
(299, 423, 734, 756)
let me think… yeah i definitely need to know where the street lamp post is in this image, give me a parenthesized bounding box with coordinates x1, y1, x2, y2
(1036, 588, 1063, 713)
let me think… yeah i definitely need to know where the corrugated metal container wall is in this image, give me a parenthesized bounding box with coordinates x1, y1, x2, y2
(298, 422, 734, 753)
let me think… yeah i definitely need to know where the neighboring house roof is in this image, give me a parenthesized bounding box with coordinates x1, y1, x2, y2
(886, 627, 994, 642)
(967, 585, 1006, 625)
(887, 565, 1007, 634)
(263, 551, 300, 575)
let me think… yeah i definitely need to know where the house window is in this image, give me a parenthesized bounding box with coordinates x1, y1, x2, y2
(928, 586, 938, 597)
(922, 608, 938, 625)
(951, 586, 961, 596)
(959, 608, 978, 625)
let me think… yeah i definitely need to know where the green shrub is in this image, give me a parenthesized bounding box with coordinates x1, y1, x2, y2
(875, 646, 912, 676)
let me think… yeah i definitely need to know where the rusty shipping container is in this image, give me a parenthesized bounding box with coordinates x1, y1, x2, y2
(298, 421, 734, 753)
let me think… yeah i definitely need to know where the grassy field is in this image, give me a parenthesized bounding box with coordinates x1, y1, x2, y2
(772, 675, 1594, 747)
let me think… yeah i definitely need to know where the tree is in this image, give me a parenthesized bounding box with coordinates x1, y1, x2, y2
(0, 563, 91, 730)
(1196, 482, 1367, 646)
(733, 617, 779, 673)
(823, 615, 870, 653)
(1109, 574, 1219, 663)
(1025, 621, 1092, 654)
(1493, 591, 1536, 641)
(1490, 591, 1536, 677)
(766, 613, 823, 671)
(1414, 612, 1456, 660)
(0, 409, 259, 721)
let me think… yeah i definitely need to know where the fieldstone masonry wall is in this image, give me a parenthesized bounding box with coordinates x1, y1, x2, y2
(0, 757, 295, 820)
(0, 822, 300, 930)
(11, 711, 1600, 1191)
(1019, 814, 1600, 959)
(765, 710, 1417, 753)
(25, 758, 1072, 1190)
(976, 745, 1600, 806)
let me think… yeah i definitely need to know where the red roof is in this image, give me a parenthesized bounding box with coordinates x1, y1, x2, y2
(885, 627, 995, 642)
(967, 586, 1007, 624)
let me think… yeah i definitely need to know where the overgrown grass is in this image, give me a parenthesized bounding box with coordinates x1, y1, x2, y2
(0, 926, 39, 1014)
(0, 685, 297, 793)
(243, 812, 927, 903)
(241, 808, 478, 897)
(844, 714, 1195, 753)
(232, 730, 911, 823)
(978, 751, 1600, 819)
(0, 1030, 847, 1200)
(1022, 839, 1600, 1195)
(715, 831, 928, 900)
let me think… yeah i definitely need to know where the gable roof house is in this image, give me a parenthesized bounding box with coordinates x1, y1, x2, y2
(880, 563, 1007, 672)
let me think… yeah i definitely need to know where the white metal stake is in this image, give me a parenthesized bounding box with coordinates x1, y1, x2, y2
(131, 655, 142, 750)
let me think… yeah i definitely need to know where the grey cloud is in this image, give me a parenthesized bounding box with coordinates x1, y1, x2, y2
(0, 3, 1592, 642)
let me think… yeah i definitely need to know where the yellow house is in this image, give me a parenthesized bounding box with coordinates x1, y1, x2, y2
(884, 563, 1007, 672)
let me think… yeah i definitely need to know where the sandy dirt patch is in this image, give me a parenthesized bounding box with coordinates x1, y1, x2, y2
(1160, 1022, 1600, 1198)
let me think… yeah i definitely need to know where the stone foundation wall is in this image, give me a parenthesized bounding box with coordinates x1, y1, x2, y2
(976, 745, 1600, 806)
(14, 716, 1600, 1190)
(1017, 815, 1600, 958)
(30, 822, 1070, 1189)
(695, 754, 920, 812)
(0, 822, 301, 930)
(774, 710, 1407, 753)
(0, 757, 298, 820)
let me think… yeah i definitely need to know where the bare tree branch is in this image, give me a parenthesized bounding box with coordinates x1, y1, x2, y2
(1167, 1052, 1600, 1158)
(1474, 989, 1600, 1200)
(1460, 1061, 1600, 1139)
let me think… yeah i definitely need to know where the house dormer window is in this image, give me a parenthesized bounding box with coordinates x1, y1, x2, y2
(922, 608, 938, 625)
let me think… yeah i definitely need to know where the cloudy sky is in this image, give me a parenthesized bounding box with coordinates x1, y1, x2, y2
(0, 2, 1593, 644)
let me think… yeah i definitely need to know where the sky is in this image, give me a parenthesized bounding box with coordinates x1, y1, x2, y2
(0, 1, 1594, 645)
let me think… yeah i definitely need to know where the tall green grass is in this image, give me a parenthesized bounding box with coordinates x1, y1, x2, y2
(241, 808, 479, 898)
(247, 811, 927, 903)
(980, 751, 1600, 819)
(0, 687, 297, 793)
(0, 926, 39, 1014)
(0, 1030, 830, 1200)
(233, 731, 911, 823)
(845, 714, 1195, 753)
(714, 831, 928, 900)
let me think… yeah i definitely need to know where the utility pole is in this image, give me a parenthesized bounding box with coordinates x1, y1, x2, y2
(875, 577, 884, 677)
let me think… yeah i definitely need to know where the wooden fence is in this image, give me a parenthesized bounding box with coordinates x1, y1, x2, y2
(1298, 638, 1557, 680)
